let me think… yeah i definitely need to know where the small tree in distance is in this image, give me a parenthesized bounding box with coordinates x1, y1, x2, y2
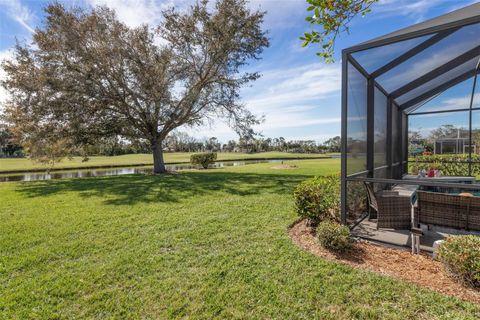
(2, 0, 268, 173)
(191, 152, 217, 169)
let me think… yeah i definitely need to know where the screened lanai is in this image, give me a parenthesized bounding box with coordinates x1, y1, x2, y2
(341, 3, 480, 250)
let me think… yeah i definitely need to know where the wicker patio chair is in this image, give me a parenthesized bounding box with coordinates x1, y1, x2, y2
(376, 191, 412, 229)
(416, 191, 480, 231)
(364, 182, 378, 219)
(364, 182, 412, 229)
(469, 196, 480, 231)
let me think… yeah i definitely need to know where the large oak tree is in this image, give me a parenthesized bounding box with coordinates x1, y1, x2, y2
(2, 0, 268, 173)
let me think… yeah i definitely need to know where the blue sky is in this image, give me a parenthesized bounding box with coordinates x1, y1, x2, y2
(0, 0, 478, 143)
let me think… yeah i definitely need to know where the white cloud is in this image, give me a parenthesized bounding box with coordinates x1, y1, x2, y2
(248, 0, 304, 29)
(86, 0, 306, 30)
(375, 0, 446, 21)
(415, 95, 474, 114)
(260, 111, 340, 129)
(0, 0, 36, 33)
(185, 112, 342, 142)
(205, 62, 342, 141)
(443, 0, 478, 13)
(0, 49, 14, 109)
(435, 95, 472, 111)
(287, 133, 338, 142)
(375, 0, 479, 23)
(87, 0, 181, 27)
(244, 63, 341, 110)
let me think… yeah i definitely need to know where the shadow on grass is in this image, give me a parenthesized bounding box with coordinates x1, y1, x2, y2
(16, 170, 313, 205)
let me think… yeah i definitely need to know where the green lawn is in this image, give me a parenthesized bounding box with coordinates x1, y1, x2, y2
(1, 159, 479, 319)
(0, 152, 334, 173)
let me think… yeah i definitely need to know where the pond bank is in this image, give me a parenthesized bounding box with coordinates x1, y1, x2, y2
(0, 158, 335, 182)
(0, 155, 337, 174)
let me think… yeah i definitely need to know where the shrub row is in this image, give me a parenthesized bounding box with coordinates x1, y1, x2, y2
(409, 154, 480, 176)
(293, 175, 480, 279)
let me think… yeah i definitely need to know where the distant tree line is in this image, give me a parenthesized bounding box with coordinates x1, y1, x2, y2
(162, 132, 340, 154)
(0, 127, 340, 158)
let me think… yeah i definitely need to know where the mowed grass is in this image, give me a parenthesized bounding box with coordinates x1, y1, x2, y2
(0, 152, 334, 173)
(1, 159, 479, 319)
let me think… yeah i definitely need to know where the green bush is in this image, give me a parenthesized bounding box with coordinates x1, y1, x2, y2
(190, 152, 217, 169)
(437, 235, 480, 288)
(317, 220, 351, 251)
(293, 175, 340, 225)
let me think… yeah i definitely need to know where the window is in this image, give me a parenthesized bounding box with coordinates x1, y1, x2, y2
(347, 63, 368, 175)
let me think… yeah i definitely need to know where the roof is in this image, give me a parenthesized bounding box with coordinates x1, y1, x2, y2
(344, 3, 480, 114)
(346, 2, 480, 53)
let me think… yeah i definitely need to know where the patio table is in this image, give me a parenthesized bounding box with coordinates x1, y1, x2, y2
(402, 175, 476, 183)
(391, 183, 421, 253)
(392, 184, 418, 227)
(392, 183, 418, 197)
(399, 176, 476, 227)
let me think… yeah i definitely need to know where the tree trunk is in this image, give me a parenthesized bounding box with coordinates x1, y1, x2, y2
(152, 140, 167, 174)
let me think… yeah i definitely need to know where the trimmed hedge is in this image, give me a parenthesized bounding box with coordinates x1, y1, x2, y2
(317, 220, 351, 251)
(190, 152, 217, 169)
(437, 235, 480, 288)
(293, 175, 340, 225)
(409, 154, 480, 176)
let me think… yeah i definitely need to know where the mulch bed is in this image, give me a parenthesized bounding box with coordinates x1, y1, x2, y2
(289, 219, 480, 304)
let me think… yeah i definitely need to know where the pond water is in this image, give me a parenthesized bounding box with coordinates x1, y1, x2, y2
(0, 159, 285, 182)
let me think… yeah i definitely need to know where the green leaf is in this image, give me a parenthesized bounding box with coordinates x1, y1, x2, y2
(303, 0, 379, 62)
